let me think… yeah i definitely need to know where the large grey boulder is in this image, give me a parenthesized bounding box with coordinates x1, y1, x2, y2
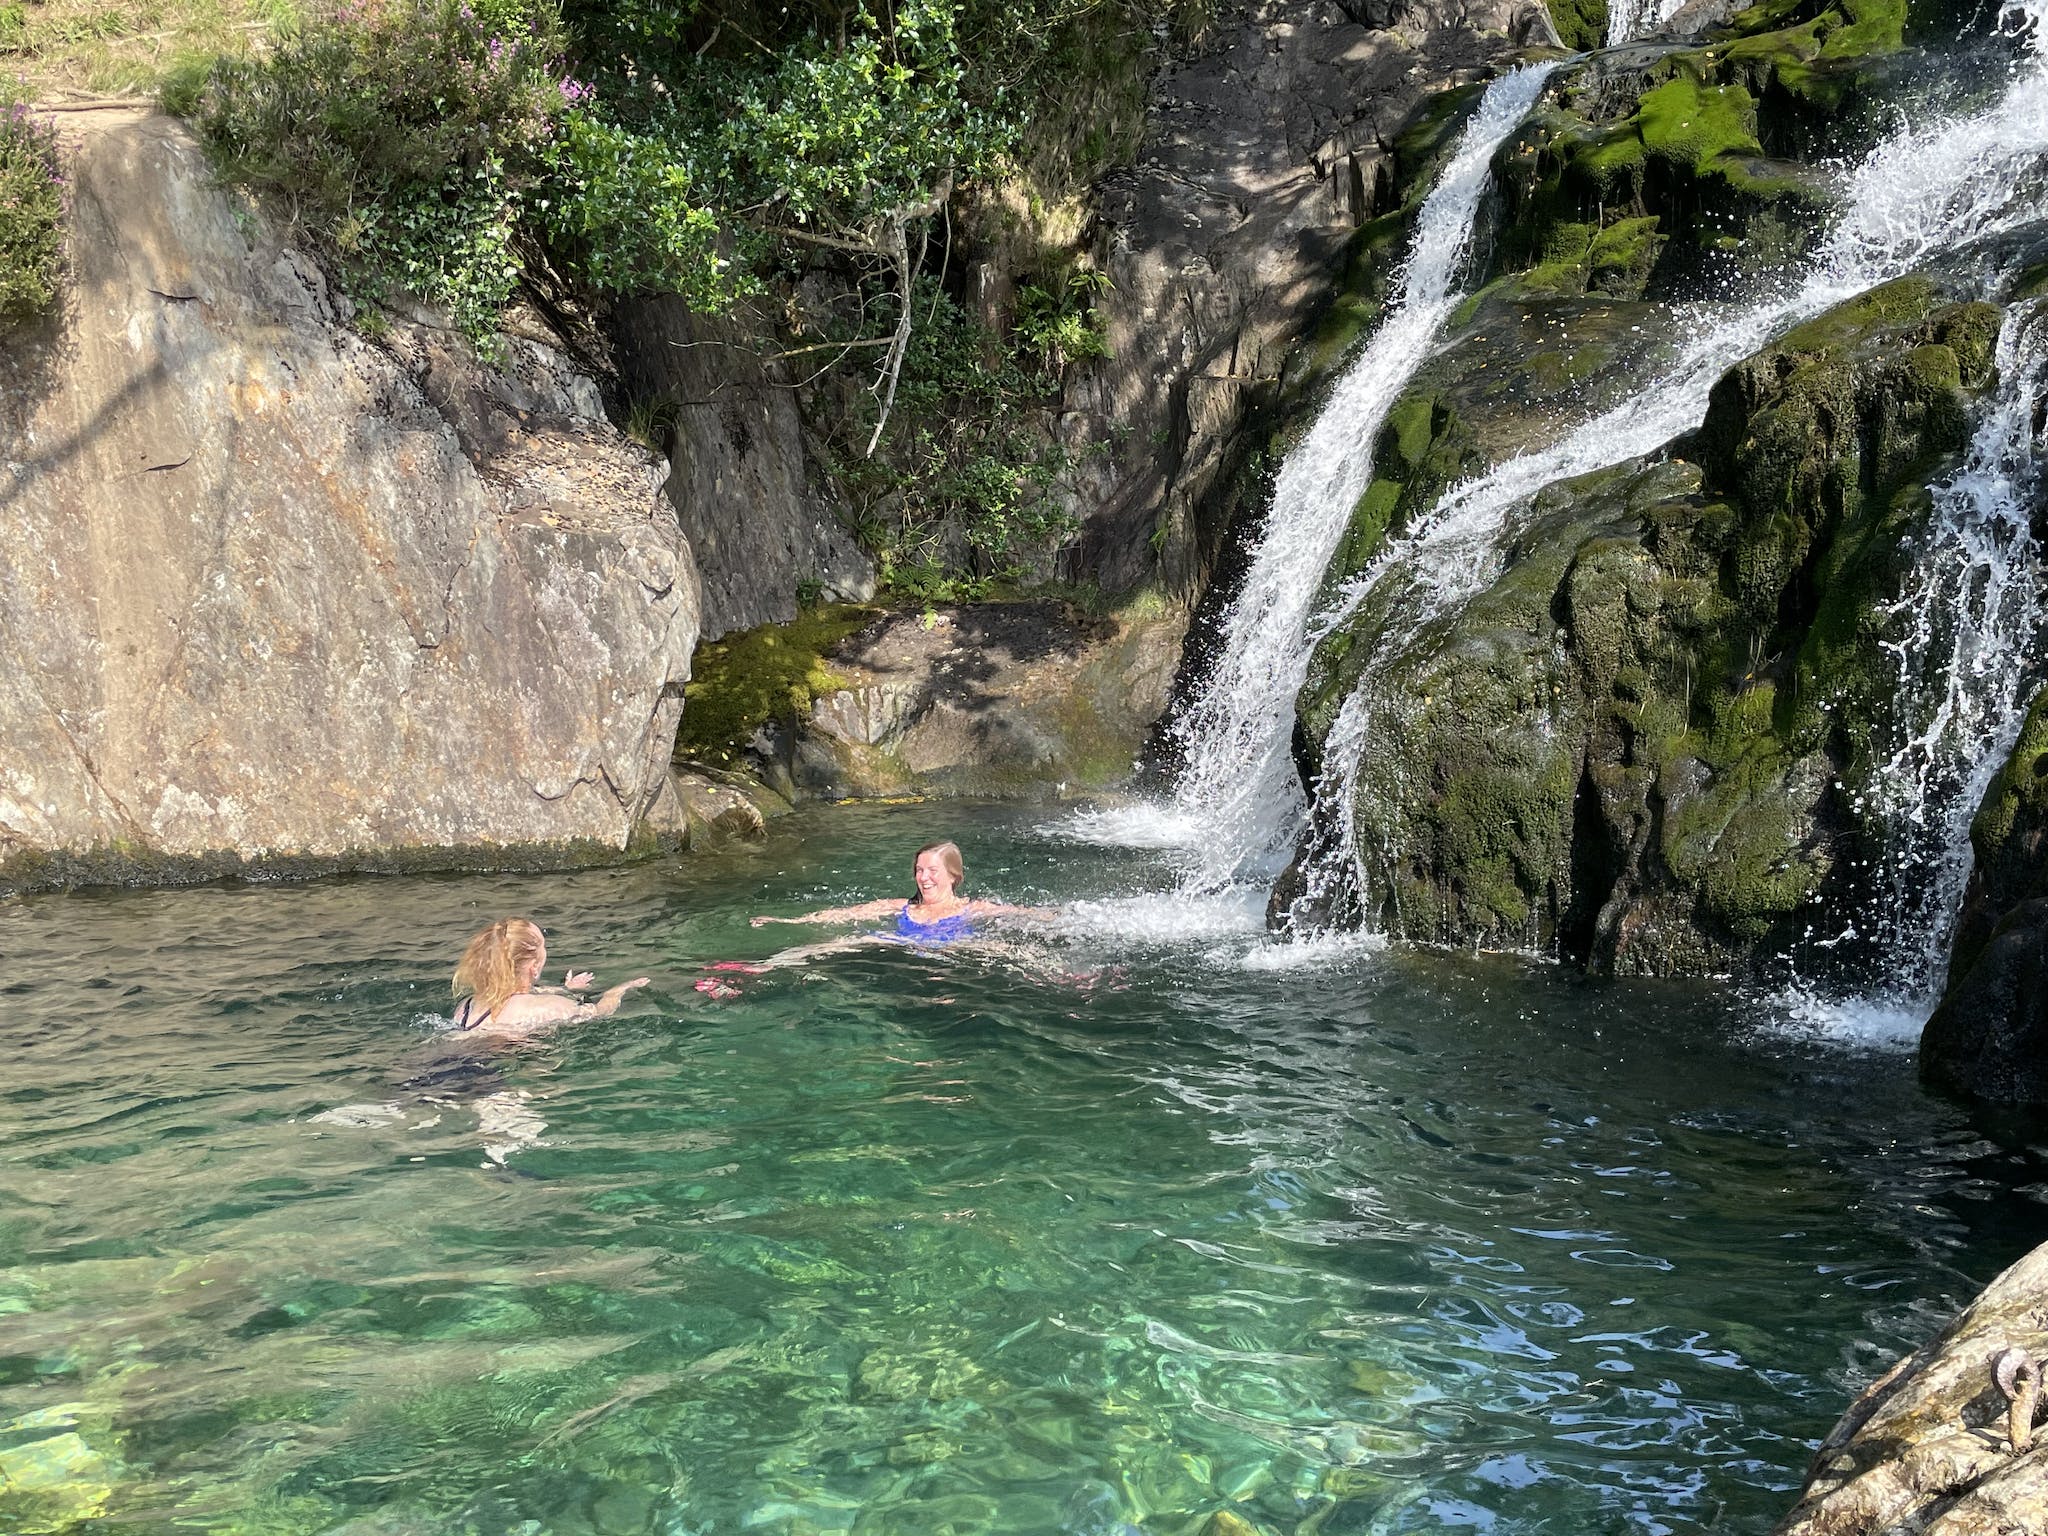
(1776, 1240, 2048, 1535)
(0, 109, 699, 889)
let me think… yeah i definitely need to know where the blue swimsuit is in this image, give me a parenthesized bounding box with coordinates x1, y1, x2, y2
(895, 903, 976, 944)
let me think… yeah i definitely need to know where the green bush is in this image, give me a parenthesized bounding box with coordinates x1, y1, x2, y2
(827, 278, 1076, 597)
(182, 0, 578, 339)
(0, 95, 62, 322)
(1015, 263, 1111, 373)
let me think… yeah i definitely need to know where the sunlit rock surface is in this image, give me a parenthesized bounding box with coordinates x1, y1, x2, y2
(1777, 1239, 2048, 1535)
(747, 601, 1183, 800)
(0, 109, 699, 889)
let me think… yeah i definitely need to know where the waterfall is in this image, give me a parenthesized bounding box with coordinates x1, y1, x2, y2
(1606, 0, 1687, 46)
(1288, 6, 2048, 928)
(1070, 61, 1565, 888)
(1857, 304, 2048, 1006)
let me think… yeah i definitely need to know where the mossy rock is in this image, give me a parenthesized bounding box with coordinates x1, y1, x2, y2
(1548, 0, 1611, 51)
(1479, 0, 1917, 301)
(1296, 282, 2004, 976)
(676, 603, 885, 769)
(1945, 690, 2048, 983)
(0, 1406, 116, 1534)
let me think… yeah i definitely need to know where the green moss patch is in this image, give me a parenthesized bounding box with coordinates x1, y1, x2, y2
(677, 604, 885, 767)
(1547, 0, 1611, 51)
(1294, 282, 2005, 974)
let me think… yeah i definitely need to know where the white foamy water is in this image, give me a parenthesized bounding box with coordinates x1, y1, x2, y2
(1053, 889, 1269, 946)
(1607, 0, 1689, 45)
(1100, 62, 1566, 891)
(1294, 13, 2048, 923)
(1224, 928, 1387, 971)
(1824, 302, 2048, 1012)
(1768, 988, 1927, 1050)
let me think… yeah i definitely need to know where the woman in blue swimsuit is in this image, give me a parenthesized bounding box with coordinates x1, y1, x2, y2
(750, 841, 1052, 949)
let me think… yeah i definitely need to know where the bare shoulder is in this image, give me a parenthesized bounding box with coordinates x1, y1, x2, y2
(489, 992, 585, 1029)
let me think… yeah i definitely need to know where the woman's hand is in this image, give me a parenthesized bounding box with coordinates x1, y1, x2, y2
(564, 970, 595, 990)
(750, 915, 783, 928)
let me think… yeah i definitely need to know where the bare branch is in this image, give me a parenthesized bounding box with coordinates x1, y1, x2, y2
(765, 336, 897, 360)
(762, 224, 879, 255)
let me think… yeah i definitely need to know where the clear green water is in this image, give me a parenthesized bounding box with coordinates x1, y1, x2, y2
(3, 803, 2045, 1536)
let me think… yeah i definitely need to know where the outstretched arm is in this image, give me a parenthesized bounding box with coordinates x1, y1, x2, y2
(752, 899, 901, 928)
(969, 900, 1059, 922)
(586, 977, 651, 1017)
(533, 970, 596, 996)
(489, 978, 650, 1029)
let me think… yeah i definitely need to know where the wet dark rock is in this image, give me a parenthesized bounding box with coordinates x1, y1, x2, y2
(1922, 687, 2048, 1106)
(1923, 899, 2048, 1108)
(1290, 278, 2000, 972)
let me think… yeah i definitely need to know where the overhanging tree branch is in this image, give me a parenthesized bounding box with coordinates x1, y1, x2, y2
(863, 170, 954, 458)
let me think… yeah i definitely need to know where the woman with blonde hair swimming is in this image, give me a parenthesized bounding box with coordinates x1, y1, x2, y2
(453, 918, 649, 1037)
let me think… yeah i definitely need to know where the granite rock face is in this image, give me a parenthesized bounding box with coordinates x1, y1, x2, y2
(611, 299, 875, 640)
(751, 602, 1183, 801)
(1775, 1239, 2048, 1536)
(0, 109, 699, 888)
(1060, 0, 1535, 597)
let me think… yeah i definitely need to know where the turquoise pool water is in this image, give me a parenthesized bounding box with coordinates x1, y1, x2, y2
(2, 802, 2043, 1535)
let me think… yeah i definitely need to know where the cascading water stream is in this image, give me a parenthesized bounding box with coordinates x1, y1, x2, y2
(1855, 303, 2048, 1006)
(1070, 61, 1565, 889)
(1606, 0, 1688, 45)
(1288, 5, 2048, 933)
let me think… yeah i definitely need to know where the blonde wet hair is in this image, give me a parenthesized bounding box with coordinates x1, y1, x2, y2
(911, 840, 965, 898)
(453, 917, 544, 1025)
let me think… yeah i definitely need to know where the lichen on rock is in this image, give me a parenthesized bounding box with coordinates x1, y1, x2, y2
(1775, 1237, 2048, 1535)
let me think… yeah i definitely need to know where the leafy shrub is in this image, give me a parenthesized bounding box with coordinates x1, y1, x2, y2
(1015, 263, 1111, 373)
(826, 278, 1076, 597)
(183, 0, 576, 339)
(0, 94, 62, 321)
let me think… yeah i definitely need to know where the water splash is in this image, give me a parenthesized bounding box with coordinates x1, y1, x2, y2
(1291, 14, 2048, 927)
(1850, 302, 2048, 1008)
(1075, 62, 1567, 889)
(1606, 0, 1689, 46)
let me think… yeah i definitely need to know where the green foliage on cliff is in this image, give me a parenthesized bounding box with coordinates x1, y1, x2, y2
(166, 0, 1141, 589)
(170, 0, 728, 340)
(0, 93, 61, 322)
(818, 279, 1080, 598)
(169, 0, 1160, 345)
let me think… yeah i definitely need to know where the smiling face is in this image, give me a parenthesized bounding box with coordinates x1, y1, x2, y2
(913, 848, 959, 905)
